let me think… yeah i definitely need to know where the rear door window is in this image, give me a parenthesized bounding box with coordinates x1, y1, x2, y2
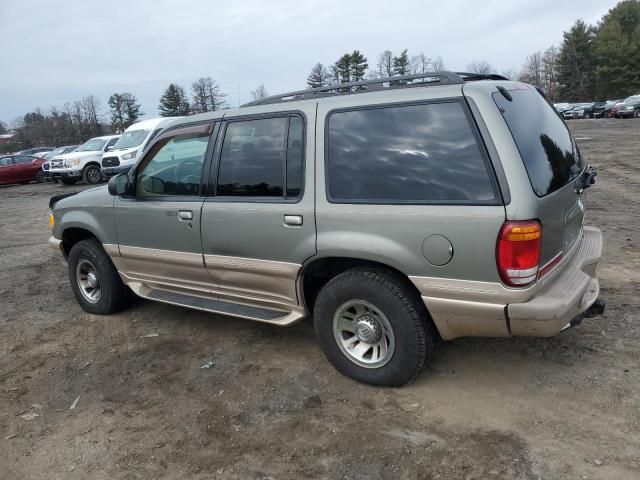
(493, 86, 582, 196)
(216, 115, 304, 199)
(326, 101, 498, 204)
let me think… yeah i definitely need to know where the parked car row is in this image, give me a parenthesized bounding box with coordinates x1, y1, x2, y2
(554, 95, 640, 119)
(0, 154, 47, 186)
(45, 117, 177, 186)
(1, 117, 178, 188)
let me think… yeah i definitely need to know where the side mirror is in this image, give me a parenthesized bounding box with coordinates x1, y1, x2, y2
(108, 173, 132, 196)
(107, 146, 115, 152)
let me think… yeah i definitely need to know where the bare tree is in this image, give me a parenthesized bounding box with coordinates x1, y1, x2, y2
(517, 46, 560, 101)
(519, 52, 544, 87)
(500, 67, 518, 80)
(466, 60, 495, 75)
(410, 53, 446, 73)
(431, 56, 445, 72)
(82, 95, 102, 136)
(250, 84, 269, 101)
(411, 52, 432, 74)
(542, 46, 560, 101)
(307, 63, 331, 88)
(191, 77, 227, 113)
(376, 50, 393, 78)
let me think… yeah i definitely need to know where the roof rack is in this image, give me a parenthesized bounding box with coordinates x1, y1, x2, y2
(243, 71, 509, 107)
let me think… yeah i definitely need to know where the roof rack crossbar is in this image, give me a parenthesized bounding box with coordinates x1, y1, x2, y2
(243, 71, 466, 107)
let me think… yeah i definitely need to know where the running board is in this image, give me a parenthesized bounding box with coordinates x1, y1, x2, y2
(142, 287, 305, 326)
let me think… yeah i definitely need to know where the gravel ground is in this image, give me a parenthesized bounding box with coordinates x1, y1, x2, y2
(1, 119, 639, 480)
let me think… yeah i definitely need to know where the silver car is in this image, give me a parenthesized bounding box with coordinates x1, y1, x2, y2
(48, 72, 604, 386)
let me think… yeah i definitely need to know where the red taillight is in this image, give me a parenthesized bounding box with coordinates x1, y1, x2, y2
(496, 220, 541, 287)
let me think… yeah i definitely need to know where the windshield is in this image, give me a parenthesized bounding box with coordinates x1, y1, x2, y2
(44, 147, 66, 159)
(113, 129, 150, 149)
(624, 95, 640, 104)
(494, 86, 582, 197)
(77, 138, 107, 152)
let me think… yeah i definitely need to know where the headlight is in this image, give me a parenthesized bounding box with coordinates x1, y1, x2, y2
(577, 110, 584, 114)
(121, 150, 138, 161)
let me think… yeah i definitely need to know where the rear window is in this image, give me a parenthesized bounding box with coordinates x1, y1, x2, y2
(326, 101, 497, 204)
(493, 86, 582, 196)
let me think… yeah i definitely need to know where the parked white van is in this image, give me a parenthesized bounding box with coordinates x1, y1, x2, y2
(101, 117, 180, 177)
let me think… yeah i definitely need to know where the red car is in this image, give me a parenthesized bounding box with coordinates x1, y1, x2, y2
(0, 154, 46, 186)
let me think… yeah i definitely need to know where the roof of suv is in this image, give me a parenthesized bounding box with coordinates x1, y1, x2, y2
(163, 71, 512, 130)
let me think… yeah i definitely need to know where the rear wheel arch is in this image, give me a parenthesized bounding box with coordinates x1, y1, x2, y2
(300, 257, 428, 315)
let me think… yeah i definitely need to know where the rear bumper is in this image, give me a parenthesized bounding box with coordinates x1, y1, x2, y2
(409, 226, 604, 340)
(507, 226, 603, 336)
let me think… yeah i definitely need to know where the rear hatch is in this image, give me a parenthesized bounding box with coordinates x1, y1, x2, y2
(493, 84, 585, 270)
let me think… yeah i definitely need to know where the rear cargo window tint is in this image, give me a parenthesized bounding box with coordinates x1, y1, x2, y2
(326, 101, 497, 204)
(493, 87, 582, 196)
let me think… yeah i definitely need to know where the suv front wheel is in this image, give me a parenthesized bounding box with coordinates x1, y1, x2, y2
(314, 268, 434, 386)
(68, 239, 131, 315)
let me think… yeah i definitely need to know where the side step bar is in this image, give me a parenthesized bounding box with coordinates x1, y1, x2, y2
(144, 288, 305, 326)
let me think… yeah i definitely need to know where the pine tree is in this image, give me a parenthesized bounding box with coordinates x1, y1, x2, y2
(122, 93, 143, 128)
(350, 50, 368, 82)
(334, 53, 352, 85)
(109, 93, 143, 132)
(557, 19, 597, 101)
(307, 63, 331, 88)
(158, 84, 190, 117)
(108, 93, 127, 133)
(595, 0, 640, 98)
(392, 49, 410, 76)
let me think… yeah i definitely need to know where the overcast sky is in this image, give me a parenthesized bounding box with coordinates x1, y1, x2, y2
(0, 0, 619, 125)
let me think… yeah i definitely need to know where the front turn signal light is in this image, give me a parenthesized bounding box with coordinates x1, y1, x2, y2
(48, 212, 54, 228)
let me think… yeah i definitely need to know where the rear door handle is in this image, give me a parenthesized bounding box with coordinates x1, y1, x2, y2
(283, 215, 303, 226)
(178, 210, 193, 221)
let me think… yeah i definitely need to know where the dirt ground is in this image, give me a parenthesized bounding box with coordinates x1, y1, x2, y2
(1, 119, 639, 480)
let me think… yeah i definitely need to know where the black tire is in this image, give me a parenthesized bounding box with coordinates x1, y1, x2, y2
(68, 239, 131, 315)
(314, 268, 435, 387)
(60, 178, 77, 185)
(35, 171, 45, 183)
(634, 109, 640, 118)
(83, 164, 102, 184)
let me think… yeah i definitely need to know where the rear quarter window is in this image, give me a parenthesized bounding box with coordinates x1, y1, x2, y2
(493, 86, 582, 196)
(326, 101, 498, 204)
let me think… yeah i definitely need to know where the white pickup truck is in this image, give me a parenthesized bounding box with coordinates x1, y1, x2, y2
(48, 135, 120, 185)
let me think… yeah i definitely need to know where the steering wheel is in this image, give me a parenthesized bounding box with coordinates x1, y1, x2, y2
(175, 160, 202, 194)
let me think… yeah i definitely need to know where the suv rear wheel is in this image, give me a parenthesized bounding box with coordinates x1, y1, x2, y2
(83, 164, 102, 184)
(68, 239, 131, 315)
(314, 268, 434, 386)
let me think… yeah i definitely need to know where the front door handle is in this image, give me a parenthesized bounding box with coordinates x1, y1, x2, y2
(283, 214, 303, 226)
(178, 210, 193, 221)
